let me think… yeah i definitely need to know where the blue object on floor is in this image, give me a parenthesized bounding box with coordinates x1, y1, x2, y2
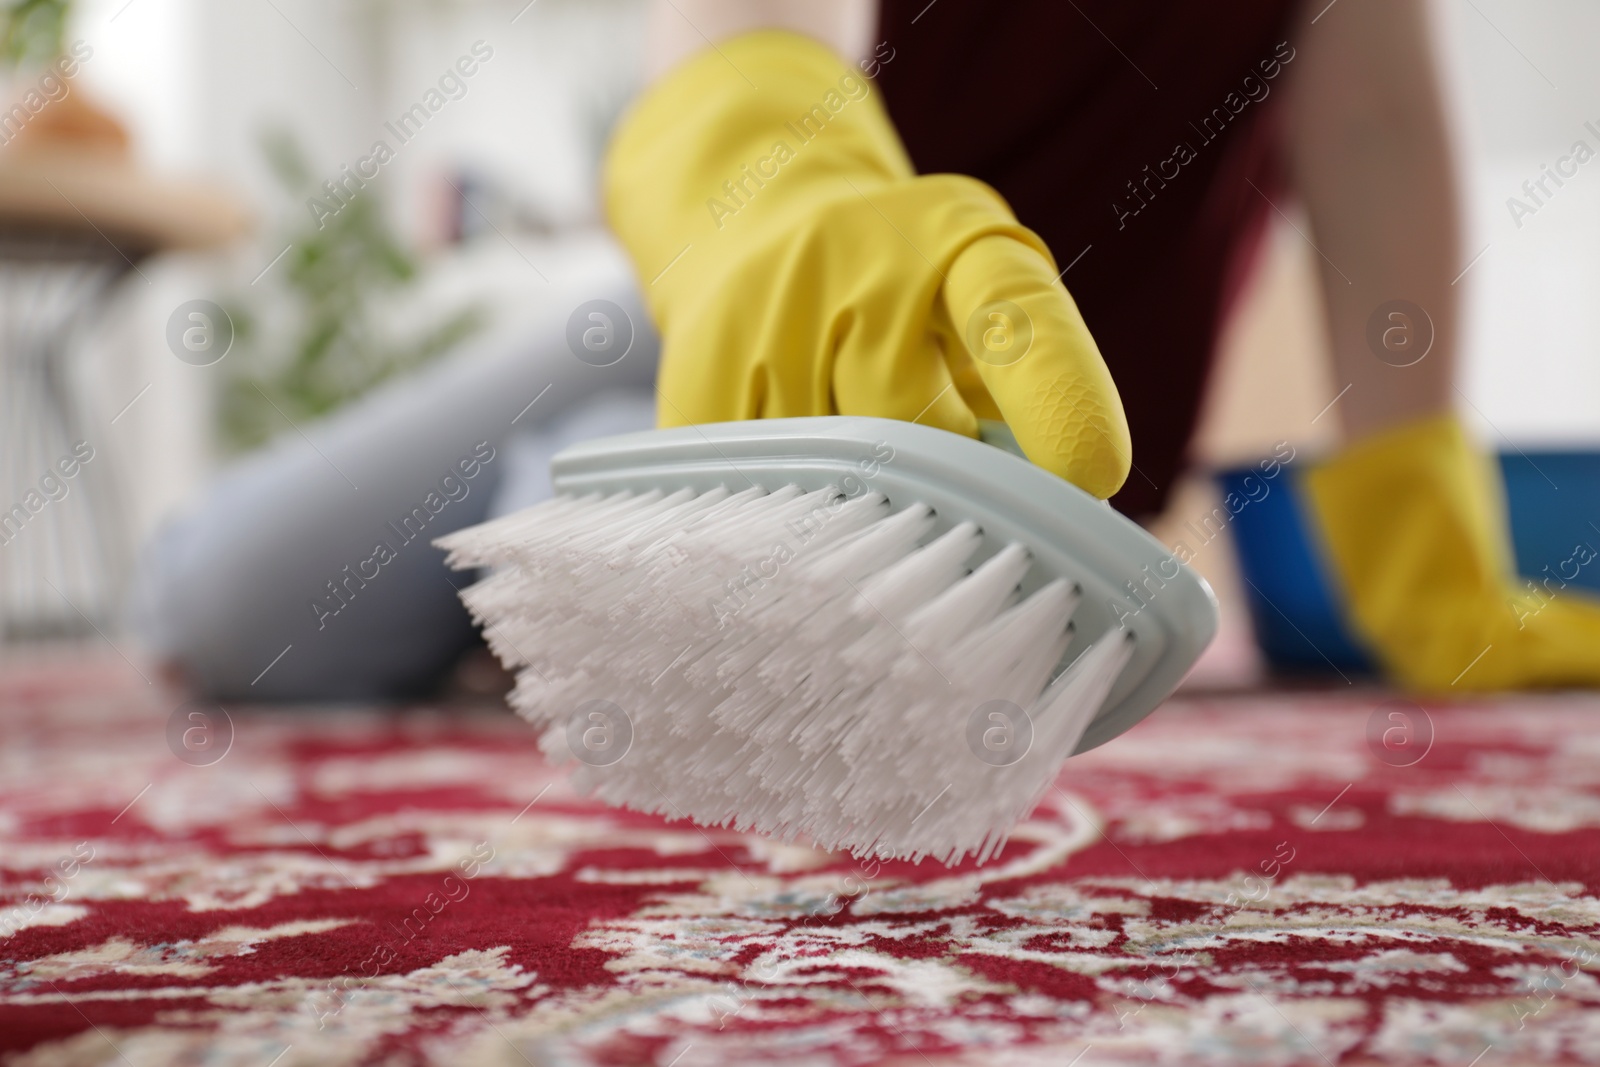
(1213, 464, 1375, 677)
(1217, 450, 1600, 677)
(1497, 451, 1600, 596)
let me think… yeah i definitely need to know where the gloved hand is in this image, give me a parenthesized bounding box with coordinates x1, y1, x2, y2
(1303, 413, 1600, 692)
(602, 31, 1131, 499)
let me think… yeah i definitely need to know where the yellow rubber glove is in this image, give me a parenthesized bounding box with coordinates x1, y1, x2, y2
(1302, 413, 1600, 692)
(602, 31, 1131, 499)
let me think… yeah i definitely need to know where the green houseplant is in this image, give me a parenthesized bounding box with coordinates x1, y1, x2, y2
(219, 130, 485, 451)
(0, 0, 70, 66)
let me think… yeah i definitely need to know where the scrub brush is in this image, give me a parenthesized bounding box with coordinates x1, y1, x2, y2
(437, 416, 1216, 865)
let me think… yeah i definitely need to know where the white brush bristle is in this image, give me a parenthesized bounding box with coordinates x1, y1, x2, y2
(439, 484, 1133, 865)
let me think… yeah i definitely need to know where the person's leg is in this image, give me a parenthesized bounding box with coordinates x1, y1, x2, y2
(1283, 0, 1600, 690)
(133, 276, 657, 701)
(1284, 0, 1457, 439)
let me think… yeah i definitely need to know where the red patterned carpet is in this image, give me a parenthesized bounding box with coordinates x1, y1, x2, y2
(3, 651, 1600, 1066)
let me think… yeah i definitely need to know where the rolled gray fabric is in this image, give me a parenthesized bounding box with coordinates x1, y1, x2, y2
(132, 278, 658, 701)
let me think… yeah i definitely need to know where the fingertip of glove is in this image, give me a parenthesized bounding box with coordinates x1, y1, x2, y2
(1047, 442, 1132, 501)
(1006, 383, 1132, 500)
(1039, 427, 1132, 499)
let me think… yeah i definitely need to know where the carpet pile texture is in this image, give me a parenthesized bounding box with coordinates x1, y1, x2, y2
(2, 655, 1598, 1065)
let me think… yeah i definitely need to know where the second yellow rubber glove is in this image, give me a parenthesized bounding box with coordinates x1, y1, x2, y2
(1303, 413, 1600, 692)
(603, 31, 1131, 499)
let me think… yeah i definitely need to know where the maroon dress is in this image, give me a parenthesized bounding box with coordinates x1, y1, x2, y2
(876, 0, 1303, 517)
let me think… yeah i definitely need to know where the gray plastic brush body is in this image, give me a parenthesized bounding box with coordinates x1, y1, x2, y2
(546, 415, 1218, 753)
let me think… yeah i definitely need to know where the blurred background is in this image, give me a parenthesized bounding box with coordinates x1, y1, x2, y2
(0, 0, 1596, 681)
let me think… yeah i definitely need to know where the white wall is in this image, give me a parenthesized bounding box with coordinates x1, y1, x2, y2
(1437, 0, 1600, 445)
(375, 0, 645, 235)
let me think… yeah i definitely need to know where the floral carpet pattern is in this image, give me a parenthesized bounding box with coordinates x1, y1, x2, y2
(3, 653, 1600, 1066)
